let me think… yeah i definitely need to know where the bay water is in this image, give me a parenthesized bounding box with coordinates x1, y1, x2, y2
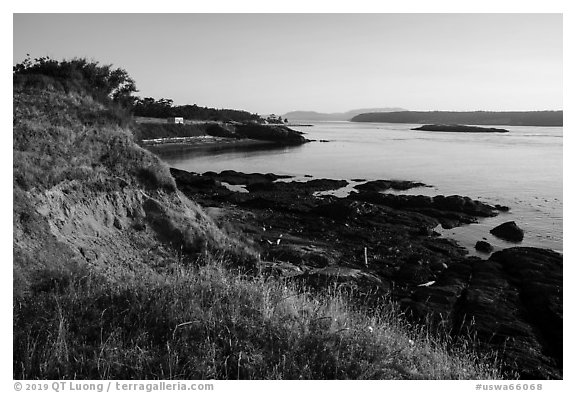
(159, 121, 563, 257)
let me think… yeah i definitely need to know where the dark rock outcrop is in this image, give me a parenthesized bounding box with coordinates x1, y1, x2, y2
(349, 192, 499, 228)
(235, 123, 309, 145)
(203, 170, 292, 185)
(204, 122, 310, 145)
(313, 200, 358, 221)
(475, 240, 494, 253)
(354, 179, 429, 192)
(405, 247, 562, 379)
(490, 221, 524, 242)
(246, 179, 348, 194)
(169, 168, 233, 199)
(489, 247, 562, 369)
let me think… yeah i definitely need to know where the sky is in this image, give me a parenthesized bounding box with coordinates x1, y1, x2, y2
(13, 13, 562, 115)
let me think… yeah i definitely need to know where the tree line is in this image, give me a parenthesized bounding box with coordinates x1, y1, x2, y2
(13, 56, 264, 123)
(132, 97, 263, 123)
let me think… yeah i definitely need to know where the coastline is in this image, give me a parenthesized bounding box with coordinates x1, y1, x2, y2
(136, 119, 311, 151)
(169, 166, 563, 379)
(152, 129, 562, 256)
(14, 82, 562, 380)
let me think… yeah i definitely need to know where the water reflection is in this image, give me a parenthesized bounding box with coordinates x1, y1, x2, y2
(156, 141, 304, 161)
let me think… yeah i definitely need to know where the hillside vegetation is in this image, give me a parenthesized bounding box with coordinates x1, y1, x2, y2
(133, 97, 263, 123)
(13, 59, 505, 379)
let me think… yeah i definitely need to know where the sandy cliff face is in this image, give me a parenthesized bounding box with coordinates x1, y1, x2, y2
(13, 85, 254, 296)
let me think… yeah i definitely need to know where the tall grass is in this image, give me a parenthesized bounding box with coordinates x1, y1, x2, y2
(14, 255, 506, 380)
(13, 87, 175, 192)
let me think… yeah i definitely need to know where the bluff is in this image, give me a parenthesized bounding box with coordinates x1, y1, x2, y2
(13, 78, 255, 298)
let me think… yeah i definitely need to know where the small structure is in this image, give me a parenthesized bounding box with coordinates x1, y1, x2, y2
(266, 114, 283, 124)
(167, 117, 184, 124)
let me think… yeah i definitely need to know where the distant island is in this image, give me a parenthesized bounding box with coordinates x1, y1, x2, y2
(351, 111, 563, 127)
(283, 107, 407, 122)
(413, 124, 509, 133)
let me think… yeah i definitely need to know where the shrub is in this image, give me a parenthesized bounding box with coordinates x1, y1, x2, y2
(13, 55, 137, 107)
(13, 87, 175, 193)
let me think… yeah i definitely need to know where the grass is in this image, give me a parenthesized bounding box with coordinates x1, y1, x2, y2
(13, 255, 506, 380)
(13, 86, 175, 193)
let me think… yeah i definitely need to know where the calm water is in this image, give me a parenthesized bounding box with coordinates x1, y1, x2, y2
(159, 121, 563, 257)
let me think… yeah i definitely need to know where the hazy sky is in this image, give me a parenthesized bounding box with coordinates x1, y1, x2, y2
(13, 13, 562, 114)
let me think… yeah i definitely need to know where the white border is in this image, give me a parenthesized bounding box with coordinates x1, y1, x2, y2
(3, 2, 572, 390)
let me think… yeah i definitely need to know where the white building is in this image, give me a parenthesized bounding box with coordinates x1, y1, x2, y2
(167, 117, 184, 124)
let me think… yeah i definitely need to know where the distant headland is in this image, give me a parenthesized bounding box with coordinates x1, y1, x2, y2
(282, 108, 407, 122)
(351, 110, 563, 127)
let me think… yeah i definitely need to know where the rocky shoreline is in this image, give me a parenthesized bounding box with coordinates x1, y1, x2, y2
(140, 121, 311, 154)
(170, 168, 563, 379)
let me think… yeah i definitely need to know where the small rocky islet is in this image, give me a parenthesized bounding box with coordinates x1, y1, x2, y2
(170, 168, 562, 379)
(412, 124, 510, 133)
